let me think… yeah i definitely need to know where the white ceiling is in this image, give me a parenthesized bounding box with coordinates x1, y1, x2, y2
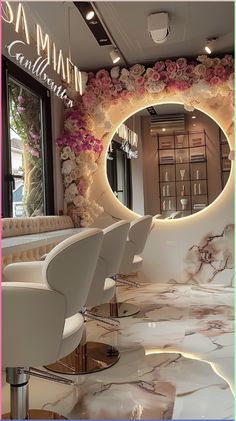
(23, 1, 234, 71)
(137, 104, 190, 116)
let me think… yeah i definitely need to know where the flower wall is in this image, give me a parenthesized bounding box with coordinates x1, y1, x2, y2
(57, 54, 234, 227)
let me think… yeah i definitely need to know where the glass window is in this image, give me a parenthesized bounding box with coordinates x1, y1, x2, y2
(2, 57, 54, 217)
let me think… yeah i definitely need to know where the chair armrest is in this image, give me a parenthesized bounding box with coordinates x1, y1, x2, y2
(40, 253, 48, 261)
(3, 261, 44, 284)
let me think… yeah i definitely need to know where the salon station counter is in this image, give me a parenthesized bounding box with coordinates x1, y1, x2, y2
(2, 228, 88, 256)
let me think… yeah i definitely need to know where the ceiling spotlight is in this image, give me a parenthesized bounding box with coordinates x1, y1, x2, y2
(204, 38, 217, 55)
(162, 128, 166, 132)
(192, 116, 196, 119)
(110, 48, 121, 64)
(85, 10, 95, 20)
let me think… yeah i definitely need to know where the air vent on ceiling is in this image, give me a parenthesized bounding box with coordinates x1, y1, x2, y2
(150, 114, 185, 136)
(74, 2, 112, 46)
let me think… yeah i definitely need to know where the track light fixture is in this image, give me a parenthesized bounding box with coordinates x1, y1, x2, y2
(85, 10, 95, 20)
(110, 48, 121, 64)
(204, 38, 217, 55)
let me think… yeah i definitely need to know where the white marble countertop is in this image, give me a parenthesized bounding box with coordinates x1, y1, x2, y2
(2, 228, 89, 256)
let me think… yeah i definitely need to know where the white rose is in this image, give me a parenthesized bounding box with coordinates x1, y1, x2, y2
(110, 66, 120, 79)
(73, 195, 85, 207)
(145, 80, 165, 94)
(65, 183, 78, 196)
(62, 159, 75, 175)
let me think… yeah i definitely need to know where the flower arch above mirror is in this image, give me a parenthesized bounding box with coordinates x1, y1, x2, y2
(57, 55, 234, 226)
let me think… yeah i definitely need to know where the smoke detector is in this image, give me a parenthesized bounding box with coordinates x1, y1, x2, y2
(148, 12, 169, 44)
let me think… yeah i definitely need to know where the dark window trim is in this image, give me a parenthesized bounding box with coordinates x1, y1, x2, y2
(2, 55, 54, 217)
(107, 140, 132, 209)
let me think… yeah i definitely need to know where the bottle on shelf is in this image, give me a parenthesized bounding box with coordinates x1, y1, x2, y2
(193, 183, 197, 195)
(181, 185, 185, 196)
(196, 169, 200, 180)
(166, 185, 170, 196)
(163, 200, 166, 211)
(180, 169, 185, 181)
(165, 171, 168, 182)
(198, 183, 201, 194)
(168, 200, 171, 210)
(163, 186, 166, 196)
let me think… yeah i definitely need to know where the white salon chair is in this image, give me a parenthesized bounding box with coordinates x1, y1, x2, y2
(93, 215, 153, 318)
(2, 229, 103, 420)
(45, 220, 130, 375)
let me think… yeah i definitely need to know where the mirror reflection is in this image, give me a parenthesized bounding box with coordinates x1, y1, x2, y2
(107, 104, 231, 219)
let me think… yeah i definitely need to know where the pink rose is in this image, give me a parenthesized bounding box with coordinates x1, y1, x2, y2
(82, 92, 97, 108)
(166, 62, 177, 73)
(113, 80, 123, 92)
(120, 90, 133, 100)
(93, 87, 100, 95)
(96, 69, 110, 80)
(154, 61, 165, 71)
(176, 58, 187, 70)
(103, 88, 112, 98)
(185, 65, 195, 75)
(135, 76, 145, 86)
(146, 68, 154, 77)
(204, 68, 214, 82)
(151, 71, 160, 81)
(214, 65, 226, 78)
(138, 86, 145, 95)
(159, 71, 169, 82)
(101, 76, 112, 87)
(209, 76, 221, 85)
(224, 54, 234, 66)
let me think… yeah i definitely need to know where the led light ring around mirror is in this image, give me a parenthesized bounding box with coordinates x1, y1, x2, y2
(100, 100, 233, 224)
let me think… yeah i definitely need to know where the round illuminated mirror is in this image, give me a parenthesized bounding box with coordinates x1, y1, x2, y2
(106, 104, 231, 219)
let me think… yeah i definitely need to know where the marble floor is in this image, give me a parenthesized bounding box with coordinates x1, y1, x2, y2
(2, 281, 234, 420)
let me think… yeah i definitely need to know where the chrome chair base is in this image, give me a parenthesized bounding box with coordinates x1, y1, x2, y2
(92, 302, 140, 318)
(45, 341, 120, 375)
(2, 409, 67, 419)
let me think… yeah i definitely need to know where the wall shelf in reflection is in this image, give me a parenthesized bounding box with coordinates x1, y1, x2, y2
(157, 130, 209, 215)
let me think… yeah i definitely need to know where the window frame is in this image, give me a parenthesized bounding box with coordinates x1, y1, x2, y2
(2, 55, 54, 217)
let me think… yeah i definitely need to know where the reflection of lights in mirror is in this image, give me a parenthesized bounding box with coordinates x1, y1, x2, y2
(106, 104, 231, 219)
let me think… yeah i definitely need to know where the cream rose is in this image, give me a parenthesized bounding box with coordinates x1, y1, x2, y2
(129, 64, 145, 79)
(193, 64, 206, 76)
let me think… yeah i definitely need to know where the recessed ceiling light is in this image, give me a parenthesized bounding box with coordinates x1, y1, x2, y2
(192, 116, 196, 119)
(85, 10, 95, 20)
(110, 48, 121, 64)
(193, 123, 196, 127)
(89, 20, 98, 25)
(162, 128, 166, 132)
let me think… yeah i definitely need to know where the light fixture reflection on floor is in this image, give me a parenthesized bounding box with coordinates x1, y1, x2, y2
(110, 48, 121, 64)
